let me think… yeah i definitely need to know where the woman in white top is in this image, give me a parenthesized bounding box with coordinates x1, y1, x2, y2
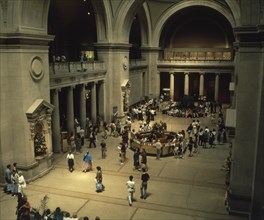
(17, 171, 26, 195)
(67, 151, 75, 172)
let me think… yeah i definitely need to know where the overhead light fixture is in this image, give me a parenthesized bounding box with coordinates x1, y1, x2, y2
(87, 12, 91, 15)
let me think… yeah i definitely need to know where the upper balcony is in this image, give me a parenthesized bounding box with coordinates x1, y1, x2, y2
(158, 48, 235, 72)
(49, 61, 107, 89)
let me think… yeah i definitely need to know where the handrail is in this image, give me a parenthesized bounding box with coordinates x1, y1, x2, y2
(49, 61, 105, 75)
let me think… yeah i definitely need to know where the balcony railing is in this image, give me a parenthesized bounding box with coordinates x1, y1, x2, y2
(164, 48, 233, 61)
(129, 59, 147, 66)
(49, 61, 105, 75)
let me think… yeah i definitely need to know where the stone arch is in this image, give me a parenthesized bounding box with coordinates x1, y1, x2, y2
(3, 0, 51, 34)
(136, 2, 152, 47)
(152, 0, 239, 47)
(1, 0, 50, 34)
(91, 0, 110, 43)
(114, 0, 145, 43)
(226, 0, 241, 26)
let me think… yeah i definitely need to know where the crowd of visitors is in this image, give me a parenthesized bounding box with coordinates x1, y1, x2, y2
(3, 97, 229, 217)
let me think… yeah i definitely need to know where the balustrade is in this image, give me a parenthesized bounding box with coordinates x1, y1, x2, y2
(49, 61, 105, 75)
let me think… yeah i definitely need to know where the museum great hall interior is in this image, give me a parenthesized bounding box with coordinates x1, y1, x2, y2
(0, 0, 263, 219)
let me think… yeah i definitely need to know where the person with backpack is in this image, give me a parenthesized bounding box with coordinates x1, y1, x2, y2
(95, 166, 105, 192)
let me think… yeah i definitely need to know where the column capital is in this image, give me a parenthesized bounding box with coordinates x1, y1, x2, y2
(169, 72, 175, 75)
(215, 73, 220, 76)
(68, 85, 75, 90)
(98, 80, 105, 85)
(184, 72, 189, 75)
(199, 72, 205, 76)
(90, 81, 98, 86)
(53, 88, 61, 94)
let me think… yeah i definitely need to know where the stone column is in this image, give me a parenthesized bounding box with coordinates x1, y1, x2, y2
(199, 73, 205, 97)
(141, 47, 160, 98)
(67, 86, 75, 133)
(156, 71, 160, 98)
(170, 72, 175, 100)
(94, 43, 130, 122)
(98, 80, 106, 121)
(79, 84, 86, 130)
(51, 89, 61, 153)
(184, 72, 189, 96)
(91, 82, 97, 123)
(214, 73, 220, 103)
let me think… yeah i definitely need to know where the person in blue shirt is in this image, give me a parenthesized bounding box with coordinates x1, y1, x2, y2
(82, 151, 93, 172)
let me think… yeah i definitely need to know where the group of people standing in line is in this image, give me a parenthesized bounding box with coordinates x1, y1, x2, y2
(4, 163, 30, 220)
(4, 163, 26, 196)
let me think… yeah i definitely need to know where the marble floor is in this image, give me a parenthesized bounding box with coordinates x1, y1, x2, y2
(0, 112, 247, 220)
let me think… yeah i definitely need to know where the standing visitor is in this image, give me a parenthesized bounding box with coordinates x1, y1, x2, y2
(67, 151, 75, 172)
(4, 164, 12, 194)
(11, 169, 19, 196)
(69, 132, 76, 152)
(141, 148, 148, 170)
(133, 148, 140, 170)
(155, 139, 163, 160)
(126, 175, 135, 206)
(100, 140, 107, 159)
(89, 128, 97, 148)
(140, 168, 150, 199)
(17, 171, 26, 196)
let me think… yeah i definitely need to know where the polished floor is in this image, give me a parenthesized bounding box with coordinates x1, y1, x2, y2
(0, 111, 247, 220)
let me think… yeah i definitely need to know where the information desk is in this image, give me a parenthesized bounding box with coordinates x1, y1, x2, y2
(130, 131, 177, 156)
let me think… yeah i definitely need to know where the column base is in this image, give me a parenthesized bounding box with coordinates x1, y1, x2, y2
(226, 191, 251, 217)
(15, 153, 54, 183)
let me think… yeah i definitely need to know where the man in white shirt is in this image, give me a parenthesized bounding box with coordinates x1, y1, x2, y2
(126, 175, 135, 206)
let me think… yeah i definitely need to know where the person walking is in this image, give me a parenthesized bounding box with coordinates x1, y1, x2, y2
(133, 148, 140, 170)
(126, 175, 135, 206)
(100, 140, 107, 159)
(120, 142, 127, 165)
(95, 166, 104, 192)
(82, 151, 93, 172)
(140, 168, 150, 199)
(141, 148, 148, 170)
(187, 137, 194, 157)
(89, 128, 97, 148)
(67, 151, 75, 172)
